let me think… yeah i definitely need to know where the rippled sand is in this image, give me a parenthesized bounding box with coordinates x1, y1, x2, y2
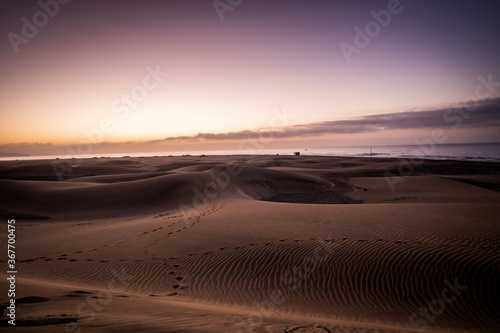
(1, 155, 499, 332)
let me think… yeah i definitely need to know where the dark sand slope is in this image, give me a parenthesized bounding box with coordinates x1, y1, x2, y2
(0, 155, 499, 332)
(0, 162, 333, 219)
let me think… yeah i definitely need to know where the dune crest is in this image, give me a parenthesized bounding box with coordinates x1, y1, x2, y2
(1, 155, 499, 332)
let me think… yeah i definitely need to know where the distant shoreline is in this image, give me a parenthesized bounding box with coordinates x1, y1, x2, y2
(0, 152, 30, 158)
(2, 143, 500, 163)
(1, 153, 500, 164)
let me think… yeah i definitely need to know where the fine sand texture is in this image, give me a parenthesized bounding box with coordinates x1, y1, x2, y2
(0, 155, 499, 332)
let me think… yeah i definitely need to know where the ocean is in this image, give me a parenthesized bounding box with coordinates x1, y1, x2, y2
(1, 143, 499, 162)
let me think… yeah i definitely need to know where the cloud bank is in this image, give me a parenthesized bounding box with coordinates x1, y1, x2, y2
(1, 98, 499, 156)
(154, 97, 500, 142)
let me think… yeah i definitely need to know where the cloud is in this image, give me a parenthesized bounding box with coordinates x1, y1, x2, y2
(1, 98, 499, 156)
(155, 97, 500, 142)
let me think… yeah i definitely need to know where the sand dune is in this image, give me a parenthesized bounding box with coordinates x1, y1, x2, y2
(0, 160, 335, 219)
(0, 155, 499, 332)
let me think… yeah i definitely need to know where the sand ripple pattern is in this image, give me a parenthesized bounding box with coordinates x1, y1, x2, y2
(181, 236, 500, 330)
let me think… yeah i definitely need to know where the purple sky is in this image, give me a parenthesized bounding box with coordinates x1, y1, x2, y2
(1, 0, 499, 155)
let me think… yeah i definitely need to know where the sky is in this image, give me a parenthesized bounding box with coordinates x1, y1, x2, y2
(1, 0, 499, 156)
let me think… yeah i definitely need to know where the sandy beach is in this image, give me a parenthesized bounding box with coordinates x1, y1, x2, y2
(0, 155, 499, 332)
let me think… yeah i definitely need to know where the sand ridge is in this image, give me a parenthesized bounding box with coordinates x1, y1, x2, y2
(0, 155, 499, 332)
